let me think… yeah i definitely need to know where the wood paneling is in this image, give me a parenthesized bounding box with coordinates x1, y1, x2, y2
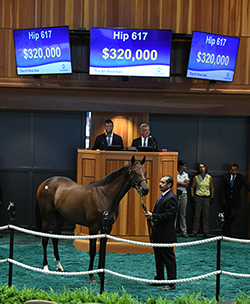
(1, 86, 250, 116)
(0, 29, 16, 77)
(1, 0, 250, 107)
(0, 0, 36, 29)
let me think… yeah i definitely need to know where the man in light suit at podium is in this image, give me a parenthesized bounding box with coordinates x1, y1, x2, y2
(92, 119, 124, 150)
(131, 123, 158, 151)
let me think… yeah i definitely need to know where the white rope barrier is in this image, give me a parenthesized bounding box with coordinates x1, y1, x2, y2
(0, 225, 9, 231)
(107, 234, 222, 247)
(3, 224, 250, 247)
(1, 224, 223, 247)
(104, 269, 222, 284)
(7, 258, 103, 276)
(221, 270, 250, 278)
(4, 258, 223, 283)
(0, 259, 8, 264)
(222, 236, 250, 243)
(1, 224, 250, 283)
(7, 224, 103, 240)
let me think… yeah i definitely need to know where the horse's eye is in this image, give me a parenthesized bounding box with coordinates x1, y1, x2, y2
(132, 170, 137, 175)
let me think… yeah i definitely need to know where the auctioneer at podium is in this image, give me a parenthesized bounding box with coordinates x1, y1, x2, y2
(131, 123, 158, 151)
(92, 119, 124, 150)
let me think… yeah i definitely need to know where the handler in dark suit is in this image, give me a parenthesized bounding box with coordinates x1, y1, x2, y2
(92, 119, 124, 150)
(131, 123, 158, 151)
(221, 163, 250, 237)
(144, 175, 178, 291)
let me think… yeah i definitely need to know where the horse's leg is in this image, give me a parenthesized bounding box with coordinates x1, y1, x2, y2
(97, 226, 112, 283)
(41, 217, 53, 271)
(52, 210, 66, 271)
(42, 236, 49, 271)
(38, 190, 55, 271)
(88, 238, 97, 284)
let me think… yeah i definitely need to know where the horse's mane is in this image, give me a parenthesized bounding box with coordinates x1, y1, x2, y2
(90, 163, 132, 187)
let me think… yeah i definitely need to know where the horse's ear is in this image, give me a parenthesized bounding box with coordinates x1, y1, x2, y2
(131, 155, 135, 165)
(140, 156, 146, 165)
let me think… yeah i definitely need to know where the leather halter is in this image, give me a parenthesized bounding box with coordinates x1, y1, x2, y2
(129, 164, 147, 195)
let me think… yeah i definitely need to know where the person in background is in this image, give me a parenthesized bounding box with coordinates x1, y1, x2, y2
(92, 119, 124, 150)
(176, 160, 190, 238)
(131, 123, 158, 151)
(144, 175, 177, 291)
(221, 163, 250, 237)
(190, 162, 214, 238)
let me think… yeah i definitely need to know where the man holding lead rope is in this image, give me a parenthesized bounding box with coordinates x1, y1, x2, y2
(144, 175, 178, 291)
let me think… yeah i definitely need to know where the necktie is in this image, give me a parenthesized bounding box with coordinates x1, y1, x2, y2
(143, 138, 146, 146)
(155, 194, 163, 206)
(107, 136, 111, 145)
(230, 176, 235, 188)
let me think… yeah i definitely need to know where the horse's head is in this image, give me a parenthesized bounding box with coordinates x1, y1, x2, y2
(129, 156, 149, 196)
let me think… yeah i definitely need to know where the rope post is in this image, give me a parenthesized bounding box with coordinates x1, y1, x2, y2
(216, 212, 224, 301)
(99, 210, 109, 294)
(7, 201, 16, 287)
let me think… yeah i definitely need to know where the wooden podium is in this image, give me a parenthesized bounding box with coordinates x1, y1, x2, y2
(74, 149, 178, 253)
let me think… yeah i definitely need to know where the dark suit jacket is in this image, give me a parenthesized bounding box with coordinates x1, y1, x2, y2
(131, 137, 158, 150)
(151, 190, 178, 243)
(221, 173, 250, 208)
(92, 133, 124, 150)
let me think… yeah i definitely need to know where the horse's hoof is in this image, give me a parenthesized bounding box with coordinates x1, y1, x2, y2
(89, 278, 97, 284)
(55, 260, 64, 271)
(43, 265, 49, 273)
(99, 279, 108, 284)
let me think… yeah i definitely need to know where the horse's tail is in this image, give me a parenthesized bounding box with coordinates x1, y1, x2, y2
(35, 199, 42, 232)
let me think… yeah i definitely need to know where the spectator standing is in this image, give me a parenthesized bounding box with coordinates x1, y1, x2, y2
(190, 162, 214, 237)
(221, 163, 250, 237)
(176, 160, 190, 238)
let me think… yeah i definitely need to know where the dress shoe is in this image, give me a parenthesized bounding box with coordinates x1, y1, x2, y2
(181, 233, 189, 238)
(161, 284, 175, 291)
(147, 280, 165, 286)
(189, 233, 196, 237)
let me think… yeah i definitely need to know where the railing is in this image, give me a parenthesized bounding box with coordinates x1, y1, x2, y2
(0, 202, 250, 301)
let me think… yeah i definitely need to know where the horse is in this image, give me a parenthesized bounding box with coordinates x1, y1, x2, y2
(36, 155, 149, 283)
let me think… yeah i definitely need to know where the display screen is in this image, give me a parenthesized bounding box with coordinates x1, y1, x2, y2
(13, 26, 72, 75)
(89, 28, 172, 77)
(186, 31, 240, 82)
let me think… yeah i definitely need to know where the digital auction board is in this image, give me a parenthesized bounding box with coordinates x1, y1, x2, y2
(13, 26, 72, 75)
(89, 28, 172, 77)
(186, 31, 240, 82)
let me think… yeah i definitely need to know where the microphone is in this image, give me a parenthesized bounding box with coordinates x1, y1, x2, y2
(106, 128, 112, 135)
(149, 135, 157, 150)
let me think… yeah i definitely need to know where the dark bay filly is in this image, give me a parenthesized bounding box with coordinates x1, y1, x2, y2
(36, 155, 149, 283)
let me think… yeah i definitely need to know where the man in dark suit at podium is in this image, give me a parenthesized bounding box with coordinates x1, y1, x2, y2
(131, 123, 158, 151)
(92, 119, 124, 150)
(221, 163, 250, 237)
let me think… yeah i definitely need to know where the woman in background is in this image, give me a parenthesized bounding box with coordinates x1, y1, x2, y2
(190, 162, 214, 237)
